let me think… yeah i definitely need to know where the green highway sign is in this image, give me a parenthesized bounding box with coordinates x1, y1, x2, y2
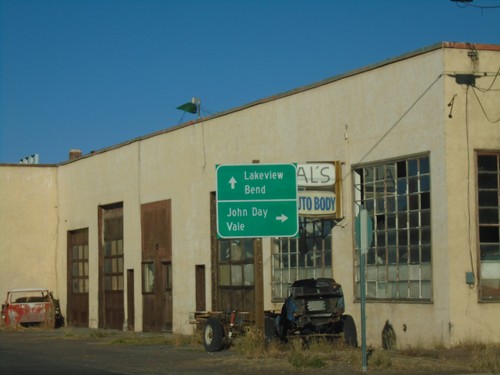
(216, 163, 298, 238)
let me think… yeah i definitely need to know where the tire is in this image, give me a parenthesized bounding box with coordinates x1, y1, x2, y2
(342, 314, 358, 347)
(203, 317, 225, 352)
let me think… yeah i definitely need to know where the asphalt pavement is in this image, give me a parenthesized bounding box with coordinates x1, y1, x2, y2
(1, 327, 329, 375)
(0, 327, 495, 375)
(0, 327, 239, 375)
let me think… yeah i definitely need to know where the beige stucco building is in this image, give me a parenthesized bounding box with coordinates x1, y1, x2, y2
(1, 42, 499, 348)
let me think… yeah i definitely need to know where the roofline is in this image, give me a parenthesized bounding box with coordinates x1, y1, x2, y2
(0, 163, 57, 168)
(3, 42, 497, 167)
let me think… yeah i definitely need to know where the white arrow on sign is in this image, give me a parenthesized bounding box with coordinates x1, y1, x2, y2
(276, 214, 288, 223)
(229, 177, 237, 189)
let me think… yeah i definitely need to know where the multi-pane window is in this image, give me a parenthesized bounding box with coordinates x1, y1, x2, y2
(71, 244, 89, 293)
(477, 153, 500, 300)
(218, 239, 254, 287)
(103, 211, 124, 292)
(104, 234, 124, 291)
(272, 217, 333, 300)
(353, 155, 431, 301)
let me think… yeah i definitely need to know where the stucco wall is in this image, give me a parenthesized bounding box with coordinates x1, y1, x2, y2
(57, 145, 141, 329)
(0, 166, 59, 299)
(330, 49, 449, 348)
(444, 47, 500, 345)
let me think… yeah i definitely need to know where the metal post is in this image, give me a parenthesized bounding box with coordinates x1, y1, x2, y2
(356, 205, 371, 373)
(360, 249, 367, 372)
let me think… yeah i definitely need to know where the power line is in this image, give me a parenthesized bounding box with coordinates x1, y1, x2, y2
(451, 0, 500, 9)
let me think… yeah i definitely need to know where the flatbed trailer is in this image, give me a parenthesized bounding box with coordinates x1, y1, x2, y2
(189, 310, 278, 352)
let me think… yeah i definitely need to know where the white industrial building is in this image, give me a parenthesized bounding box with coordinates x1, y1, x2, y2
(1, 41, 499, 348)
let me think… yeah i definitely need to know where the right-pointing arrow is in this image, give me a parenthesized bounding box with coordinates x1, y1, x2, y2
(276, 214, 288, 223)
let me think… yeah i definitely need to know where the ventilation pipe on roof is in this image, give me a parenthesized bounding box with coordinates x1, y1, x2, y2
(69, 149, 82, 160)
(19, 154, 39, 164)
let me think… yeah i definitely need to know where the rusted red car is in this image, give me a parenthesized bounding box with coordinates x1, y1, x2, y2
(1, 288, 64, 328)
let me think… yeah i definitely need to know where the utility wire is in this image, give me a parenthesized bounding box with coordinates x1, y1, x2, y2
(471, 86, 500, 123)
(453, 0, 500, 9)
(200, 106, 221, 116)
(357, 74, 443, 164)
(473, 66, 500, 93)
(177, 111, 186, 124)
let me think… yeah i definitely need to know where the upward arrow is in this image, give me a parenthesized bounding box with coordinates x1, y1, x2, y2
(229, 177, 237, 189)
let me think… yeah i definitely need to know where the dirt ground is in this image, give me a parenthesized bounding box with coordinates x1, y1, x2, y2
(1, 326, 499, 374)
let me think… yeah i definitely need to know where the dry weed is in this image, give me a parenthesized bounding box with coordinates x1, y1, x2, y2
(232, 325, 268, 358)
(368, 349, 392, 368)
(471, 344, 500, 373)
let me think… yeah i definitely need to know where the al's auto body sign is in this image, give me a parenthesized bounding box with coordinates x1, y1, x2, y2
(297, 162, 342, 218)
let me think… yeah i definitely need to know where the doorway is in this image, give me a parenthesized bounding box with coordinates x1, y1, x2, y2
(98, 203, 124, 330)
(67, 228, 89, 327)
(141, 200, 173, 332)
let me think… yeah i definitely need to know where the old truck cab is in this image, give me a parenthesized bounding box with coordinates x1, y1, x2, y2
(1, 288, 63, 328)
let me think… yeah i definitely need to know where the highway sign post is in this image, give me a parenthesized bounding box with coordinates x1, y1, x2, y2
(355, 205, 374, 373)
(216, 163, 298, 238)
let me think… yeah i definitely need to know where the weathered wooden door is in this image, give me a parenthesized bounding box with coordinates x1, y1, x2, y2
(67, 228, 89, 327)
(141, 200, 172, 332)
(98, 203, 124, 330)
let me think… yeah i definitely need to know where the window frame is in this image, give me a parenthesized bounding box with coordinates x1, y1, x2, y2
(217, 238, 255, 288)
(70, 244, 89, 294)
(141, 262, 155, 294)
(353, 154, 432, 302)
(103, 238, 124, 292)
(477, 152, 500, 302)
(271, 217, 334, 301)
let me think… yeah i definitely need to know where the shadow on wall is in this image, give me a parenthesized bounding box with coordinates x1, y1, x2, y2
(382, 320, 396, 350)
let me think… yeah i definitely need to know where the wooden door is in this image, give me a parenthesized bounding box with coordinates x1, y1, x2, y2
(141, 200, 172, 332)
(67, 228, 89, 327)
(98, 203, 124, 330)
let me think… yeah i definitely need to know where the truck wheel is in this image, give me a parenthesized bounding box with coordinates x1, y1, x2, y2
(203, 317, 225, 352)
(342, 315, 358, 347)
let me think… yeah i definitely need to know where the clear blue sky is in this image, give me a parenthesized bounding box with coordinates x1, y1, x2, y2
(1, 0, 499, 164)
